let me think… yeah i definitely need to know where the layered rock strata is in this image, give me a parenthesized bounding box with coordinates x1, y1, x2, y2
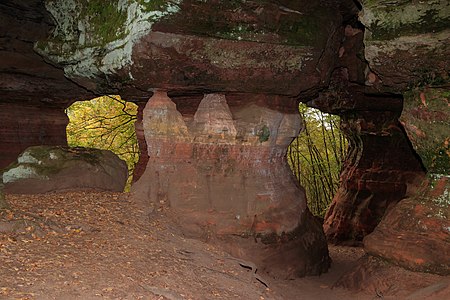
(364, 87, 450, 275)
(316, 89, 425, 243)
(0, 104, 69, 169)
(357, 0, 450, 275)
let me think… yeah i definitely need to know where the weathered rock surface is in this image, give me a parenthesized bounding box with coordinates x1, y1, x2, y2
(0, 1, 93, 106)
(132, 91, 330, 276)
(355, 1, 450, 276)
(401, 87, 450, 175)
(335, 254, 450, 299)
(360, 0, 450, 91)
(364, 175, 450, 275)
(0, 0, 448, 281)
(34, 0, 343, 99)
(363, 87, 450, 275)
(2, 146, 128, 194)
(313, 85, 425, 243)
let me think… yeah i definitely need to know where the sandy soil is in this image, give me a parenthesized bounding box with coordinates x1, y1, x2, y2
(0, 191, 447, 299)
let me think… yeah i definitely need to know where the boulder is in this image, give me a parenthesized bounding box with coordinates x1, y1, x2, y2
(364, 175, 450, 276)
(2, 146, 128, 194)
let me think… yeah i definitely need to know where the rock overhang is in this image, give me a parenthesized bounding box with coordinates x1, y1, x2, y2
(34, 0, 344, 100)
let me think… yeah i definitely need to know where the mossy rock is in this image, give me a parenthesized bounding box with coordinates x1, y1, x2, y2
(401, 87, 450, 174)
(2, 146, 128, 194)
(361, 0, 450, 41)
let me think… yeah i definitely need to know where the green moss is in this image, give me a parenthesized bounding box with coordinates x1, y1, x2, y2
(363, 0, 450, 41)
(80, 0, 128, 45)
(369, 9, 449, 40)
(161, 0, 332, 46)
(402, 87, 450, 173)
(258, 125, 270, 143)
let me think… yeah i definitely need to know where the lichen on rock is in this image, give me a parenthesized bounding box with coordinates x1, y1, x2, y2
(360, 0, 450, 40)
(2, 146, 128, 194)
(359, 0, 450, 90)
(35, 0, 182, 82)
(401, 87, 450, 174)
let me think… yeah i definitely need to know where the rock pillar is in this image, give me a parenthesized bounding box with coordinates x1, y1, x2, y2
(364, 87, 450, 275)
(132, 91, 330, 277)
(320, 92, 425, 244)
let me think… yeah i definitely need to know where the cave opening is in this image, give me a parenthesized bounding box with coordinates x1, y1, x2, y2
(288, 103, 348, 219)
(65, 95, 140, 190)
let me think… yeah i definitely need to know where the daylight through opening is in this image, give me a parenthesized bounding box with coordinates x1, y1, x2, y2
(288, 103, 348, 218)
(65, 95, 139, 190)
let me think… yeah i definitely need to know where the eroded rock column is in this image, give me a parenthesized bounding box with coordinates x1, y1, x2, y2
(133, 90, 330, 277)
(364, 87, 450, 275)
(356, 0, 450, 275)
(320, 92, 425, 244)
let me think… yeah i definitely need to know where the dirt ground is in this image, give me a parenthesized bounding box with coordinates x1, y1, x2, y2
(0, 191, 448, 300)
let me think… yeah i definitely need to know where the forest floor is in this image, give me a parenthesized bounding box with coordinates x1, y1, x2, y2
(0, 191, 448, 300)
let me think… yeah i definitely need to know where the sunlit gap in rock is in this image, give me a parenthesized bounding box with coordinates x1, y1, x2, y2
(287, 103, 348, 219)
(65, 95, 139, 191)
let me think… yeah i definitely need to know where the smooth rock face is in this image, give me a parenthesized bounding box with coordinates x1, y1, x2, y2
(132, 91, 330, 276)
(2, 146, 128, 194)
(0, 104, 69, 170)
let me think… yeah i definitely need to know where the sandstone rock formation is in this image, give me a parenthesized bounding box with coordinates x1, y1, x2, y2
(138, 91, 297, 227)
(2, 146, 128, 194)
(131, 91, 330, 276)
(364, 87, 450, 275)
(322, 93, 425, 243)
(356, 0, 450, 275)
(364, 178, 450, 275)
(132, 102, 149, 182)
(0, 0, 448, 279)
(0, 104, 69, 169)
(33, 0, 343, 99)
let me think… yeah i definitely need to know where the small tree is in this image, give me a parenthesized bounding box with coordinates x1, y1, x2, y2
(288, 104, 347, 217)
(0, 180, 8, 210)
(66, 95, 139, 190)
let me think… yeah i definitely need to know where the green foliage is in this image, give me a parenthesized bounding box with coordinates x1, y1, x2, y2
(258, 125, 270, 143)
(66, 96, 139, 191)
(288, 104, 347, 218)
